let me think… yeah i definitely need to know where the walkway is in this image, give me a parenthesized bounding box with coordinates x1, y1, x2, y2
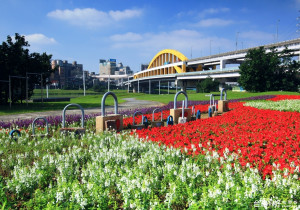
(0, 98, 165, 122)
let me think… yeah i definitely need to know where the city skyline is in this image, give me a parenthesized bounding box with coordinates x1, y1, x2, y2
(1, 0, 300, 73)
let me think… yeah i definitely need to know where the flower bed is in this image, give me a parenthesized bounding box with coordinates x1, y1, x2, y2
(245, 99, 300, 112)
(0, 94, 299, 208)
(267, 95, 300, 101)
(0, 95, 275, 129)
(134, 101, 300, 179)
(0, 130, 299, 208)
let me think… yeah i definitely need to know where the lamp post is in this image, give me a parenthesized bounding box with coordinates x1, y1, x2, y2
(210, 40, 212, 56)
(236, 32, 239, 51)
(83, 71, 86, 96)
(276, 19, 280, 42)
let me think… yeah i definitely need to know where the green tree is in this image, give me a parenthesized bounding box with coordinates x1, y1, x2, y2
(239, 46, 299, 92)
(0, 33, 54, 104)
(238, 47, 280, 92)
(275, 48, 300, 91)
(196, 76, 219, 93)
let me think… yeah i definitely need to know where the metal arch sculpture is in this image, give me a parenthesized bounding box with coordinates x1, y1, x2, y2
(147, 49, 188, 69)
(133, 49, 188, 79)
(96, 91, 123, 132)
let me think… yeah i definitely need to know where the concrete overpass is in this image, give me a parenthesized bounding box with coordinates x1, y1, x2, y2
(130, 38, 300, 93)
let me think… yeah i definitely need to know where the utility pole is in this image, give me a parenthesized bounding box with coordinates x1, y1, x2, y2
(236, 32, 239, 51)
(41, 73, 43, 105)
(127, 76, 129, 93)
(210, 40, 212, 56)
(9, 76, 11, 109)
(26, 72, 28, 106)
(83, 71, 86, 96)
(297, 11, 300, 35)
(276, 19, 280, 42)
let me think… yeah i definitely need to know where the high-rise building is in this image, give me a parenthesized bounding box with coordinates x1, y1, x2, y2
(50, 60, 83, 88)
(99, 58, 133, 84)
(141, 64, 149, 71)
(99, 59, 117, 75)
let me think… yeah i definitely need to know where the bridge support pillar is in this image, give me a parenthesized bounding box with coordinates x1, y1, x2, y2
(220, 59, 227, 70)
(178, 80, 187, 92)
(159, 80, 160, 95)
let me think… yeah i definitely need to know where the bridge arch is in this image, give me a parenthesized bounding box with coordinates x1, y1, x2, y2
(134, 49, 188, 79)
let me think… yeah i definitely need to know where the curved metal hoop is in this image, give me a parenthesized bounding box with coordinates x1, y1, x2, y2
(209, 94, 215, 106)
(152, 108, 163, 121)
(101, 91, 118, 116)
(9, 129, 21, 138)
(220, 88, 227, 100)
(32, 117, 49, 135)
(174, 91, 188, 109)
(133, 111, 144, 126)
(62, 103, 85, 128)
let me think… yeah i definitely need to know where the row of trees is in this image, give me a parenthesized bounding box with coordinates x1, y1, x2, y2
(0, 33, 54, 105)
(239, 47, 300, 92)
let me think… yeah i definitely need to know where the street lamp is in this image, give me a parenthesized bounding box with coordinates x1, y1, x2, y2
(276, 19, 280, 42)
(236, 32, 239, 51)
(210, 40, 213, 56)
(83, 70, 86, 96)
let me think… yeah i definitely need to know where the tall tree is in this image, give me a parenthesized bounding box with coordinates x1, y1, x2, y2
(275, 48, 300, 91)
(239, 46, 299, 92)
(0, 33, 54, 104)
(239, 47, 280, 92)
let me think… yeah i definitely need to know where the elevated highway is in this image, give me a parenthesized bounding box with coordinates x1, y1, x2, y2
(129, 38, 300, 93)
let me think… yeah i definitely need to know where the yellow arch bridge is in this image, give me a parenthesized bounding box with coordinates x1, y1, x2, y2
(133, 49, 206, 80)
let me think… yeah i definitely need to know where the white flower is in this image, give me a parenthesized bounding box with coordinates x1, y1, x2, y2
(56, 191, 64, 203)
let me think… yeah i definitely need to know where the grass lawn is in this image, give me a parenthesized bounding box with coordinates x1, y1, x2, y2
(0, 89, 298, 116)
(31, 89, 98, 98)
(132, 90, 300, 104)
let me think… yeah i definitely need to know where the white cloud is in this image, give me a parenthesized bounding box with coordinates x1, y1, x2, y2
(25, 33, 56, 45)
(194, 18, 234, 27)
(110, 30, 233, 60)
(110, 32, 142, 42)
(109, 9, 142, 21)
(47, 8, 142, 27)
(176, 7, 230, 19)
(202, 8, 230, 16)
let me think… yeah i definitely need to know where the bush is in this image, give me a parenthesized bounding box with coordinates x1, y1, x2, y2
(196, 77, 220, 93)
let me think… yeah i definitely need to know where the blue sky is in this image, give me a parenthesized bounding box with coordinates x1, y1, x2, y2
(1, 0, 300, 73)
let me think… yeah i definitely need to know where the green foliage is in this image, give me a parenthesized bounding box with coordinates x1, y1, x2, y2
(92, 82, 106, 92)
(239, 47, 300, 92)
(196, 77, 220, 93)
(0, 33, 54, 105)
(0, 129, 299, 208)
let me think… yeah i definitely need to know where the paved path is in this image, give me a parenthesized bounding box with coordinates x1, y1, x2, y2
(0, 98, 165, 122)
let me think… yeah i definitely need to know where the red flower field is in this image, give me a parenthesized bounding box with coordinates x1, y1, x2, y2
(132, 96, 300, 178)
